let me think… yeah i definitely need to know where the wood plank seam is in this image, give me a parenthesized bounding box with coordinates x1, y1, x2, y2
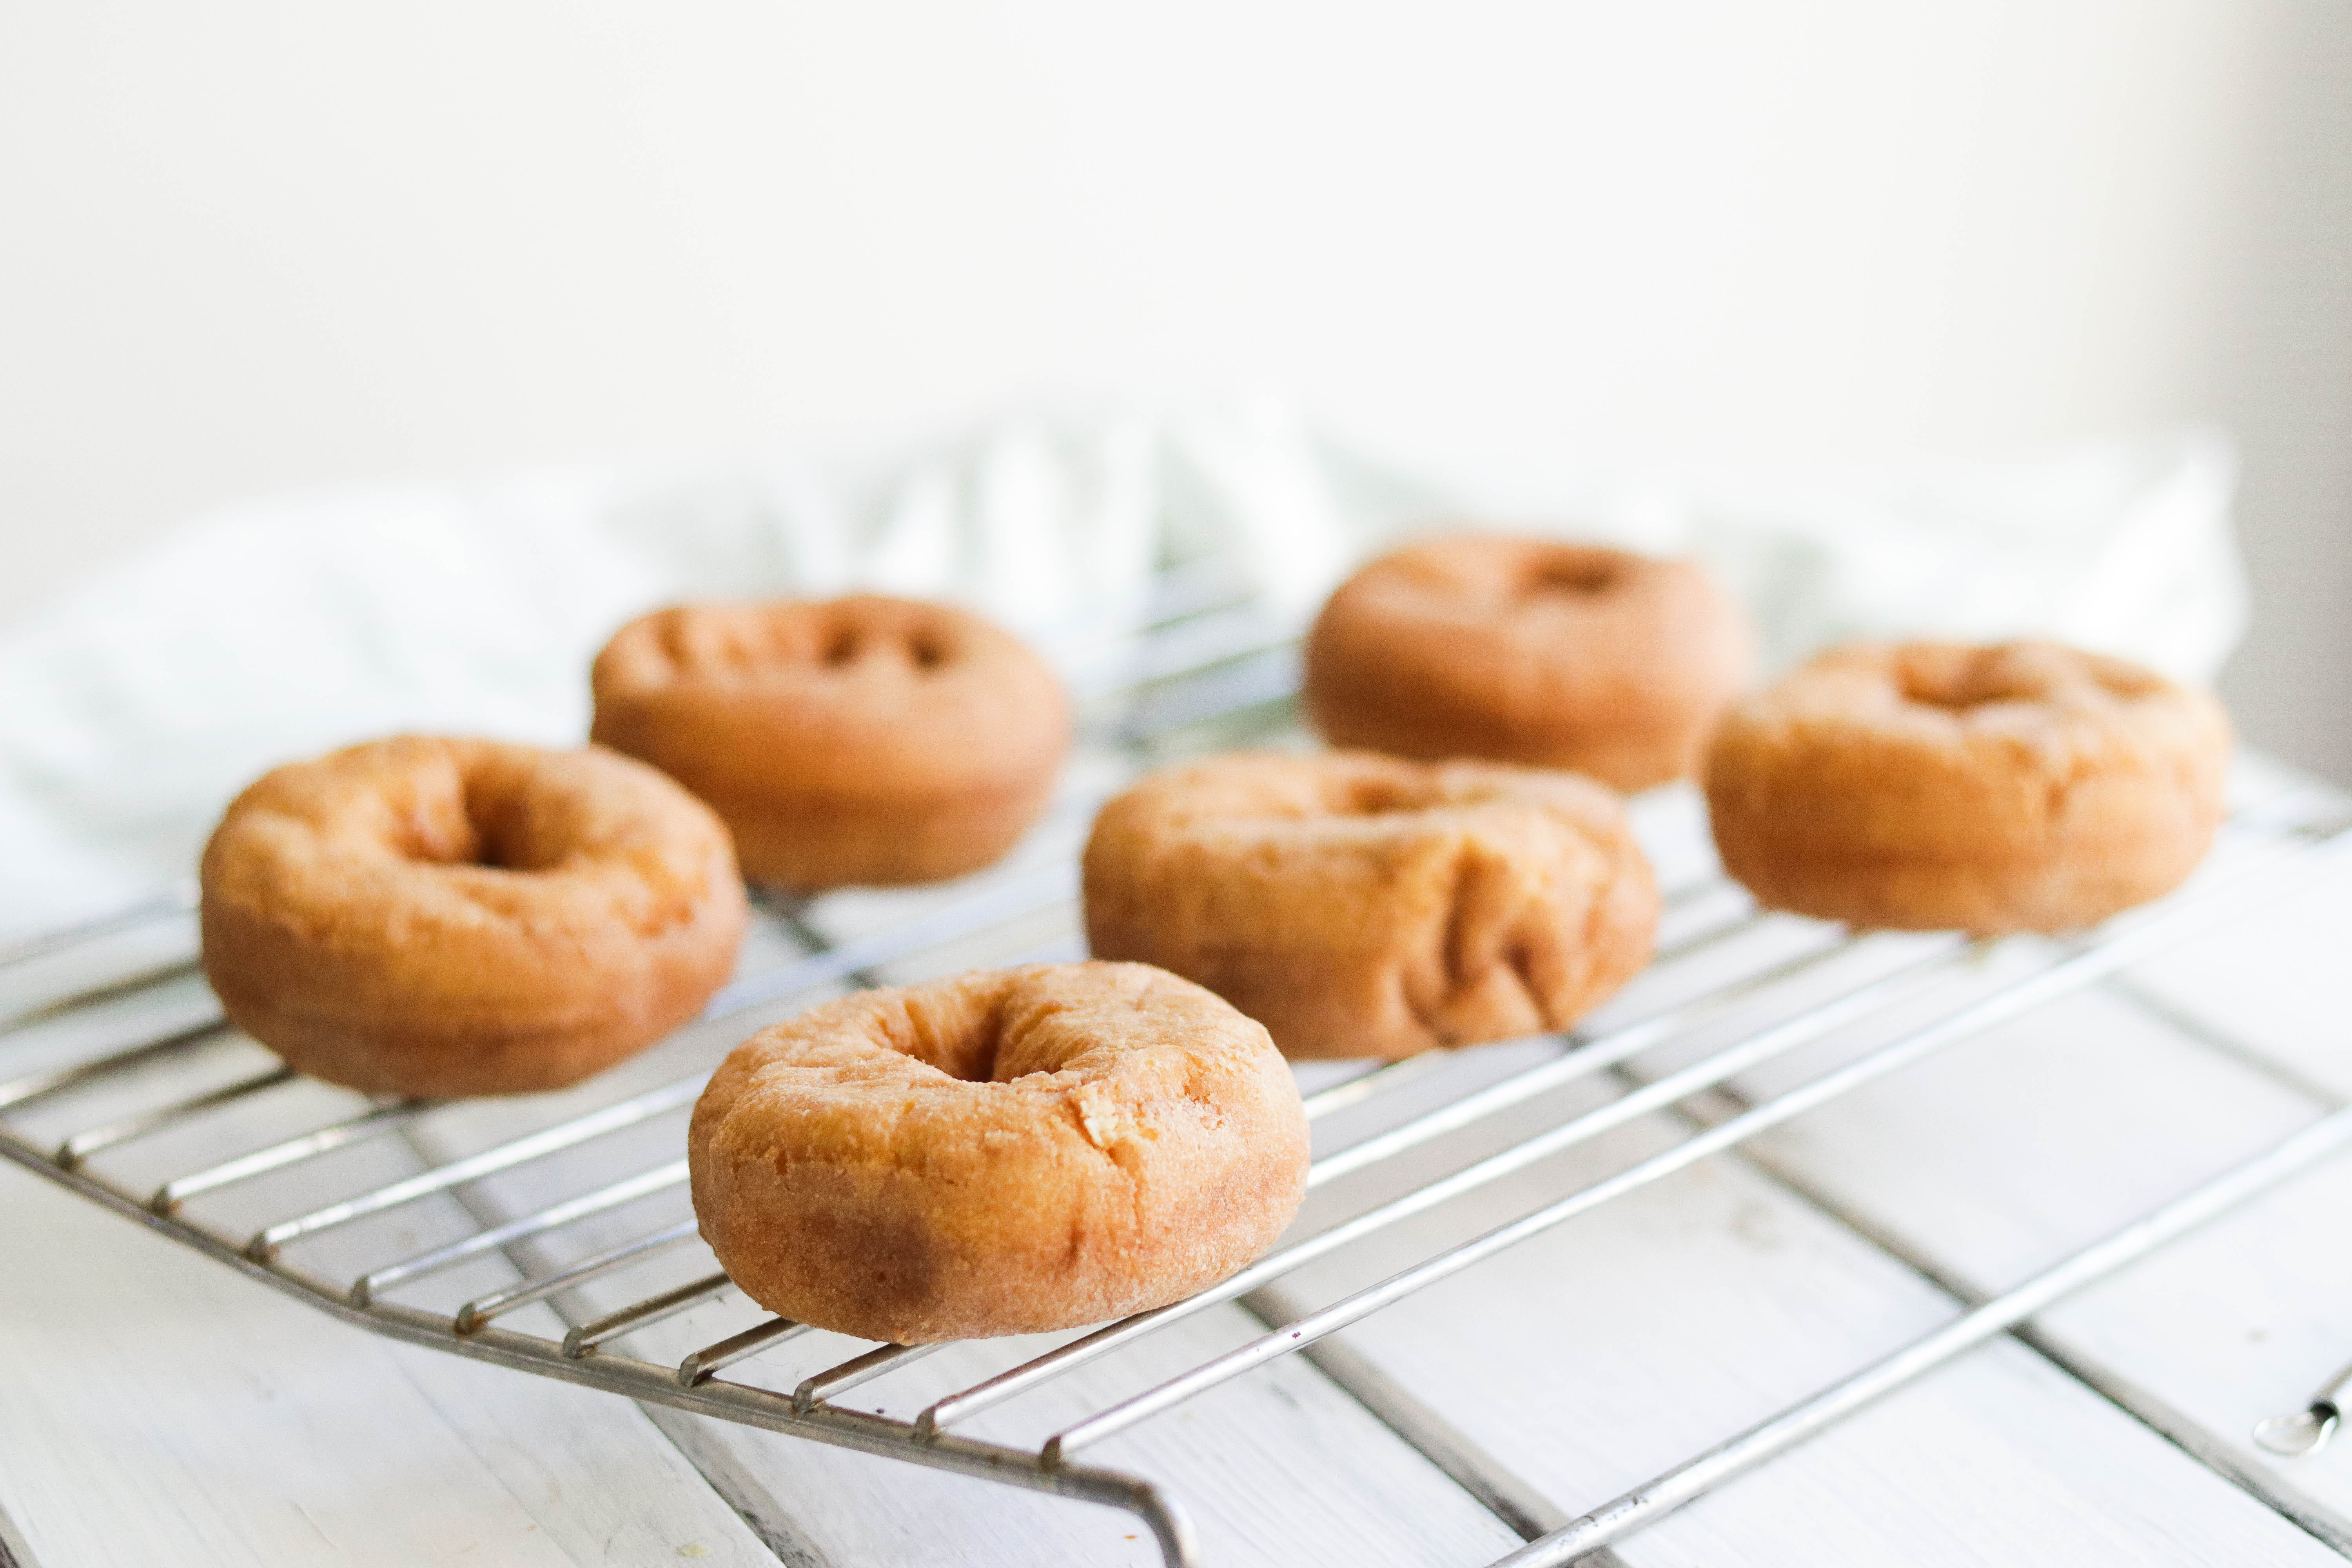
(1232, 1288, 1561, 1544)
(387, 1118, 827, 1568)
(2098, 975, 2350, 1114)
(0, 1495, 37, 1568)
(633, 1405, 843, 1568)
(1228, 1286, 1649, 1568)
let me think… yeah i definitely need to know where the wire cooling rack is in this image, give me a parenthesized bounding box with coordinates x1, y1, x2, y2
(6, 559, 2352, 1568)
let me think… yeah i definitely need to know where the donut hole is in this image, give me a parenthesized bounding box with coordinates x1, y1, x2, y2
(1898, 655, 2049, 713)
(886, 988, 1075, 1084)
(1901, 676, 1992, 711)
(906, 630, 951, 671)
(1524, 556, 1619, 597)
(1333, 775, 1442, 816)
(820, 626, 863, 668)
(646, 610, 782, 681)
(393, 772, 573, 874)
(2089, 660, 2167, 700)
(653, 613, 699, 676)
(910, 1025, 1002, 1083)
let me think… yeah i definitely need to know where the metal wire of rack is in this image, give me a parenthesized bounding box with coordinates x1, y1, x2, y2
(5, 559, 2352, 1568)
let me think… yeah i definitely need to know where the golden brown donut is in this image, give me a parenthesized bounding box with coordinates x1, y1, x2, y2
(1704, 640, 2232, 934)
(1304, 535, 1753, 791)
(201, 736, 748, 1098)
(590, 596, 1069, 892)
(689, 962, 1308, 1343)
(1083, 751, 1659, 1060)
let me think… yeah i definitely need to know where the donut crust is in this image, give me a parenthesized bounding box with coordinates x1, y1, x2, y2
(201, 736, 748, 1098)
(1083, 752, 1659, 1060)
(1305, 535, 1753, 791)
(591, 597, 1068, 891)
(689, 962, 1309, 1343)
(1704, 641, 2232, 934)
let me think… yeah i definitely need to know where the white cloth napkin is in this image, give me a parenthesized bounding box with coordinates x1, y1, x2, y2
(0, 401, 2246, 936)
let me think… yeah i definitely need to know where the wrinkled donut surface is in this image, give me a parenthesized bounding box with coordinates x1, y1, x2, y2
(201, 735, 748, 1097)
(592, 595, 1069, 891)
(1705, 640, 2232, 933)
(1305, 535, 1752, 791)
(1083, 751, 1660, 1060)
(689, 962, 1309, 1343)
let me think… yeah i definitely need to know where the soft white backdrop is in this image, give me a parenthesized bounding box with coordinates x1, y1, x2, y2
(4, 0, 2349, 775)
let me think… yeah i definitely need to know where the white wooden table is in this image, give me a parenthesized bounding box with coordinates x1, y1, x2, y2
(5, 754, 2351, 1568)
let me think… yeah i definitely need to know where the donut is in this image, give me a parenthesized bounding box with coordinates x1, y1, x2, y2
(201, 736, 748, 1098)
(1303, 535, 1753, 791)
(1704, 640, 2233, 934)
(1317, 536, 1759, 789)
(1083, 751, 1659, 1061)
(688, 962, 1308, 1343)
(590, 596, 1069, 892)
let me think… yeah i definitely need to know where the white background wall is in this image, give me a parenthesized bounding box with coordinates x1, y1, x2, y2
(4, 1, 2349, 775)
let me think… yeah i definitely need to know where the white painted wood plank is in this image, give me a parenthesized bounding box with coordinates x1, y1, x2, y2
(1664, 844, 2352, 1552)
(1267, 1077, 1962, 1495)
(0, 964, 788, 1568)
(0, 1495, 42, 1568)
(1623, 1337, 2339, 1568)
(358, 1334, 782, 1568)
(2120, 857, 2352, 1102)
(1255, 1054, 2348, 1567)
(2035, 1148, 2352, 1550)
(0, 1162, 774, 1568)
(1716, 977, 2324, 1291)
